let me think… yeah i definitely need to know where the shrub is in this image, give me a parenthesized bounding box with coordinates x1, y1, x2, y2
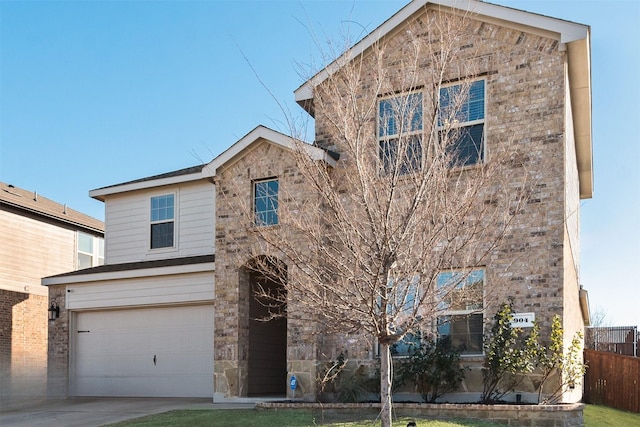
(481, 300, 536, 403)
(399, 336, 465, 403)
(534, 315, 587, 404)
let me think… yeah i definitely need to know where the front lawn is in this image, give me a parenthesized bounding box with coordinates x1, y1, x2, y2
(583, 404, 640, 427)
(106, 409, 503, 427)
(107, 404, 640, 427)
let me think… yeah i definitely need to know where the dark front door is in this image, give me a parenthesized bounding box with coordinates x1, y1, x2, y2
(248, 276, 287, 396)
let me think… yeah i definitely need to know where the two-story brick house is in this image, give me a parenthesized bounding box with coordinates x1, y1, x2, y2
(1, 182, 103, 398)
(44, 0, 591, 403)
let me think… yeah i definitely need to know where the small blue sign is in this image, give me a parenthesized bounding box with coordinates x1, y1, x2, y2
(290, 375, 297, 390)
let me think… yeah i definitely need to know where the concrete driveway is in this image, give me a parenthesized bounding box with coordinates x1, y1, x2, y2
(0, 397, 255, 427)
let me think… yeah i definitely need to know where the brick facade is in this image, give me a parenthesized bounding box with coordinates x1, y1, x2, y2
(214, 140, 320, 400)
(212, 8, 588, 403)
(0, 289, 48, 397)
(310, 10, 582, 402)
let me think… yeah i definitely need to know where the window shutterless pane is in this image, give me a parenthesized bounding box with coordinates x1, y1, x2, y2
(379, 135, 422, 175)
(78, 253, 93, 270)
(78, 232, 93, 254)
(379, 93, 422, 137)
(151, 222, 174, 249)
(392, 332, 421, 356)
(254, 180, 279, 226)
(439, 80, 484, 126)
(450, 124, 484, 166)
(437, 314, 483, 354)
(151, 195, 175, 222)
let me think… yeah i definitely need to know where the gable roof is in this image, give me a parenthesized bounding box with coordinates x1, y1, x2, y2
(294, 0, 592, 199)
(201, 125, 337, 178)
(90, 126, 336, 200)
(0, 182, 104, 233)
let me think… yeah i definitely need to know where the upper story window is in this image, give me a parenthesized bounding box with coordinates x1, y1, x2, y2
(438, 79, 485, 167)
(436, 268, 485, 355)
(77, 232, 104, 269)
(150, 194, 175, 249)
(378, 92, 423, 175)
(254, 179, 278, 226)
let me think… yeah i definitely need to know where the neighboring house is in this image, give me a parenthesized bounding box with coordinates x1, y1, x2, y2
(0, 182, 103, 398)
(44, 0, 592, 403)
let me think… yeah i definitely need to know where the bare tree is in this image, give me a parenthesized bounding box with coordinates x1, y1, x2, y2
(217, 7, 531, 426)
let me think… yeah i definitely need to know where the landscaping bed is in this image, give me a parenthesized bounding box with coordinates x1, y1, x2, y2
(256, 402, 585, 427)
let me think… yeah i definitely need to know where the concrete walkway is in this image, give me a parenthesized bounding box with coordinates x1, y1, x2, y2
(0, 397, 255, 427)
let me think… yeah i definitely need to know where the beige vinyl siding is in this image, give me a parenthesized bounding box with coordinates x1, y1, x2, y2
(0, 209, 76, 296)
(104, 181, 215, 264)
(66, 270, 215, 310)
(178, 185, 215, 254)
(103, 195, 148, 263)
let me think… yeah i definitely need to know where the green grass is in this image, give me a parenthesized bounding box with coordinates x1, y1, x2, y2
(106, 408, 502, 427)
(107, 404, 640, 427)
(583, 404, 640, 427)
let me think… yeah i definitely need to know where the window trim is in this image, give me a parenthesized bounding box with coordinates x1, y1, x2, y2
(149, 192, 177, 251)
(377, 90, 424, 175)
(437, 78, 486, 167)
(253, 178, 279, 227)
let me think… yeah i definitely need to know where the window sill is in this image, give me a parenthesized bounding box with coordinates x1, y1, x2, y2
(148, 246, 179, 255)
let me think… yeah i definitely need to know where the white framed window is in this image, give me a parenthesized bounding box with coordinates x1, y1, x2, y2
(150, 194, 175, 249)
(254, 179, 279, 226)
(436, 269, 485, 355)
(383, 274, 421, 357)
(77, 231, 104, 269)
(378, 91, 423, 175)
(438, 79, 485, 167)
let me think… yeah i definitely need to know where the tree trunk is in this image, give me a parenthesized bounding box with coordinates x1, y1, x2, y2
(379, 341, 392, 427)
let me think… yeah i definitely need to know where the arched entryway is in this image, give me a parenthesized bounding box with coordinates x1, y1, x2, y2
(246, 257, 287, 397)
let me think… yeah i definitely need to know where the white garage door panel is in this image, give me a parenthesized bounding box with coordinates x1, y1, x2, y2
(74, 305, 214, 397)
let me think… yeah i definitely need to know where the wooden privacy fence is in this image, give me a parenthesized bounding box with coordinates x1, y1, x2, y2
(585, 326, 638, 356)
(584, 349, 640, 413)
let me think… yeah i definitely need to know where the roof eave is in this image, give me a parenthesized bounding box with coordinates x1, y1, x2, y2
(567, 36, 593, 199)
(90, 172, 205, 201)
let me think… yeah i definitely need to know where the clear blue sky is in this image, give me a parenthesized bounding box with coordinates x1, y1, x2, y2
(1, 1, 638, 326)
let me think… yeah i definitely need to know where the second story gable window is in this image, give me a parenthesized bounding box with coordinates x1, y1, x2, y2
(150, 194, 175, 249)
(378, 92, 423, 175)
(438, 79, 485, 167)
(254, 179, 278, 226)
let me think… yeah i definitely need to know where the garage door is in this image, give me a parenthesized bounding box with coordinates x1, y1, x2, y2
(73, 305, 214, 397)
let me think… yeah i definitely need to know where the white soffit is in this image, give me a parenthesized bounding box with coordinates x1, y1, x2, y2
(90, 172, 204, 201)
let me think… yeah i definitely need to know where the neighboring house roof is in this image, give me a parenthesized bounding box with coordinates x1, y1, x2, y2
(294, 0, 592, 199)
(0, 182, 104, 233)
(42, 254, 215, 285)
(90, 125, 336, 199)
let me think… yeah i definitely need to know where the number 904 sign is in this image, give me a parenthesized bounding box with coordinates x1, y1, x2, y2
(510, 313, 535, 328)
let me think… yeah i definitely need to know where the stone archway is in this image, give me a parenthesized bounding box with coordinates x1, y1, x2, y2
(245, 257, 287, 397)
